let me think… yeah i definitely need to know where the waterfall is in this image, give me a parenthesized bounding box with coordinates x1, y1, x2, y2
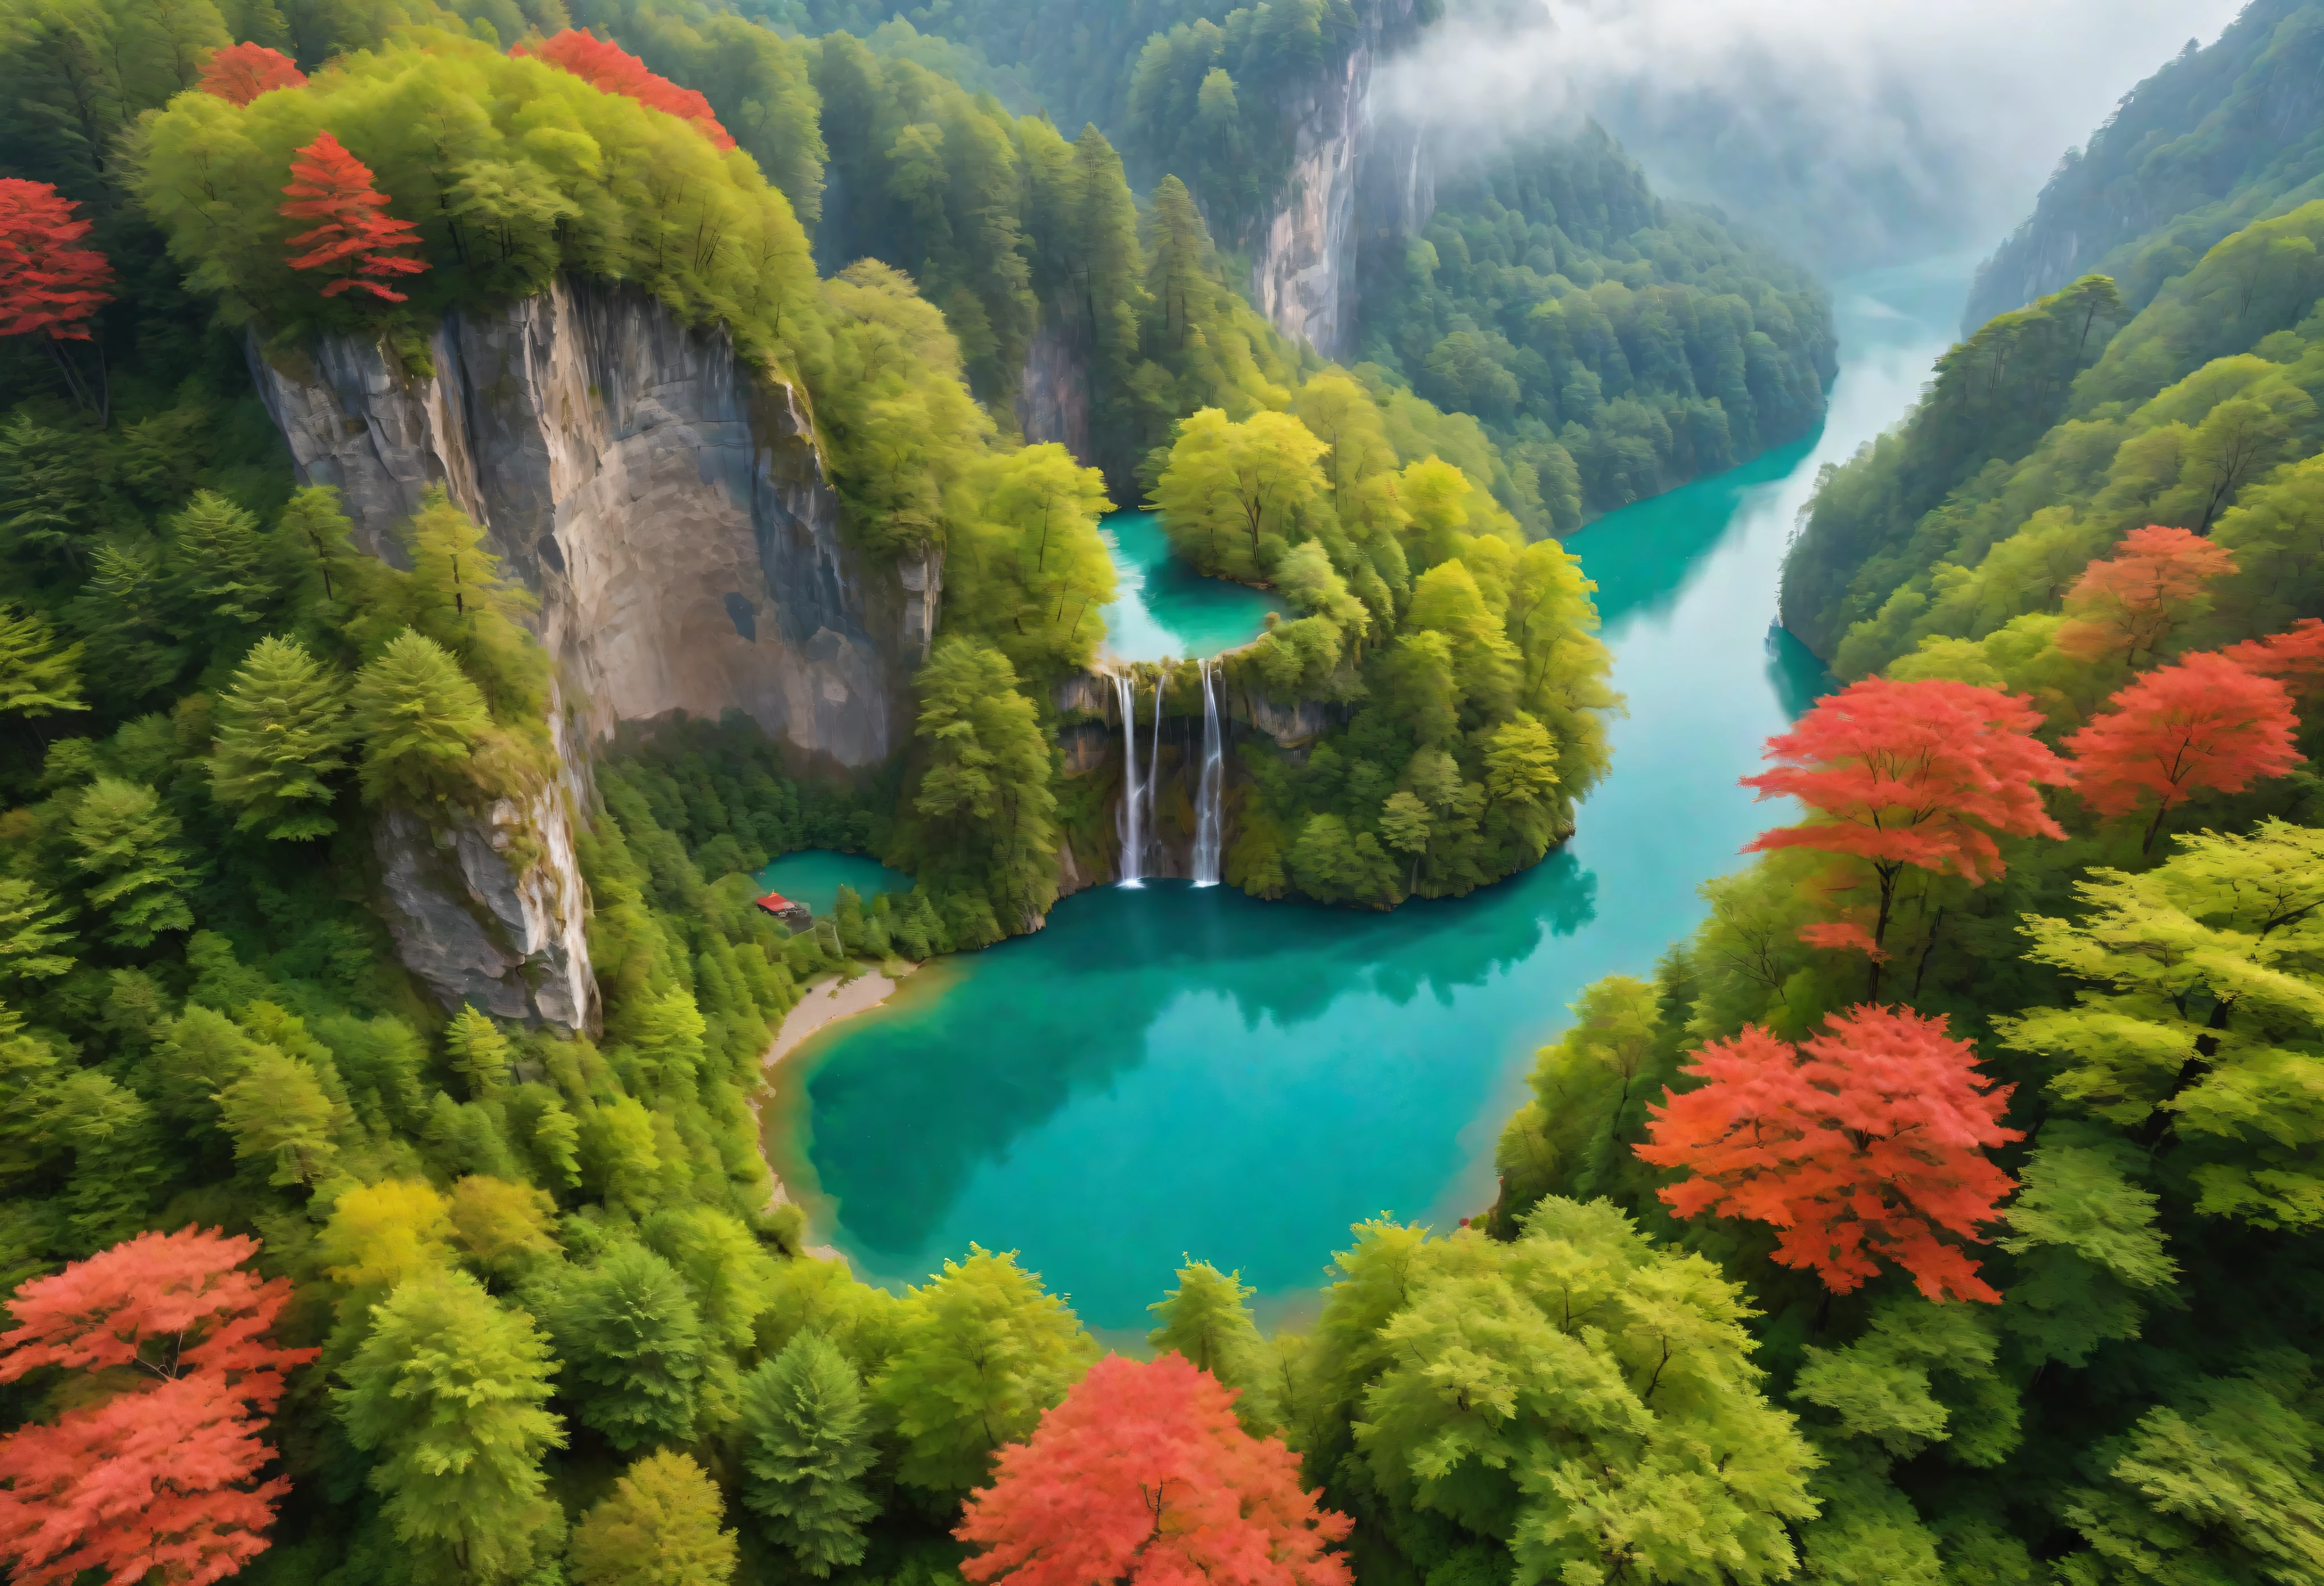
(1192, 660, 1225, 886)
(1114, 670, 1144, 886)
(1148, 676, 1164, 871)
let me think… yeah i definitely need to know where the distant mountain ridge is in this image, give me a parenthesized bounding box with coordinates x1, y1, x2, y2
(1966, 0, 2324, 331)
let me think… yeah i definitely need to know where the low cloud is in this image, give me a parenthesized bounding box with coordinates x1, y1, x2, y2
(1382, 0, 2249, 271)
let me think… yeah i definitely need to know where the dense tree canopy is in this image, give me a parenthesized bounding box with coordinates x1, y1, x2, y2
(1359, 128, 1834, 525)
(3, 9, 2321, 1586)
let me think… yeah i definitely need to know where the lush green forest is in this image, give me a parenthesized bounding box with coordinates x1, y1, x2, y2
(1151, 383, 1616, 903)
(748, 0, 1835, 522)
(0, 14, 1615, 1585)
(1782, 202, 2324, 680)
(1359, 129, 1834, 524)
(1783, 4, 2324, 682)
(1965, 0, 2324, 330)
(18, 3, 2321, 1586)
(756, 0, 1438, 241)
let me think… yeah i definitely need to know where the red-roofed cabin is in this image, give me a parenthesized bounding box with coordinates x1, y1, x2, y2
(755, 890, 813, 930)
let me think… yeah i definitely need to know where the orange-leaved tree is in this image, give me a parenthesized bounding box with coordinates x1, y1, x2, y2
(0, 178, 114, 417)
(2064, 649, 2302, 855)
(2223, 616, 2324, 704)
(1635, 1005, 2022, 1304)
(0, 1227, 315, 1586)
(513, 31, 737, 150)
(198, 42, 306, 105)
(956, 1352, 1352, 1586)
(2055, 524, 2237, 664)
(1741, 677, 2072, 995)
(278, 132, 428, 303)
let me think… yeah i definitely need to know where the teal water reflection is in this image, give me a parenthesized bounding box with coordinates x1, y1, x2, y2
(752, 851, 915, 917)
(1098, 510, 1284, 661)
(775, 261, 1970, 1326)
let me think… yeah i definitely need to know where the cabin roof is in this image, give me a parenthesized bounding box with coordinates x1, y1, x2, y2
(754, 891, 799, 914)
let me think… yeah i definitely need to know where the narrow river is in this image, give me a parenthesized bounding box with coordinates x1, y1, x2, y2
(763, 258, 1972, 1330)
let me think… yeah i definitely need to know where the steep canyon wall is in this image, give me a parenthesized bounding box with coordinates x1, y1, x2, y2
(1247, 0, 1435, 358)
(251, 280, 938, 1027)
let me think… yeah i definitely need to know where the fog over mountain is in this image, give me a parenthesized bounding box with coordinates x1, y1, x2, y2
(1383, 0, 2251, 273)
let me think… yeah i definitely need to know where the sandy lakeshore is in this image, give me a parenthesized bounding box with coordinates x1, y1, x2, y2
(756, 963, 915, 1265)
(765, 963, 914, 1067)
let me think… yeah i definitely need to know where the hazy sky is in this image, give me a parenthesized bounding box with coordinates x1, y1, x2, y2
(1382, 0, 2253, 268)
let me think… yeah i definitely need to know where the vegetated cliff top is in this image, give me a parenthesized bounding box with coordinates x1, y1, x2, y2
(1966, 0, 2324, 331)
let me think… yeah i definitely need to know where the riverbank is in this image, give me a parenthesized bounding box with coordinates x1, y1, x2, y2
(756, 962, 916, 1263)
(768, 964, 915, 1065)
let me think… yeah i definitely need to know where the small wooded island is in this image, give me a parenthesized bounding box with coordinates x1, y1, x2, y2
(0, 2, 2319, 1586)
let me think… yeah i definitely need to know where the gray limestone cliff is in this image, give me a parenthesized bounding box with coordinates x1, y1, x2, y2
(1017, 318, 1095, 468)
(250, 278, 938, 1028)
(1247, 0, 1434, 358)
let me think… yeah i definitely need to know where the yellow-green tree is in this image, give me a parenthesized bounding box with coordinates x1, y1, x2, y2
(210, 635, 350, 841)
(1999, 819, 2324, 1229)
(348, 631, 495, 807)
(1149, 406, 1331, 581)
(891, 638, 1059, 942)
(570, 1450, 737, 1586)
(334, 1271, 566, 1585)
(872, 1245, 1096, 1499)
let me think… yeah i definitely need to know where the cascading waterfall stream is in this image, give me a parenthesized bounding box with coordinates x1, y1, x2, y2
(1114, 670, 1144, 886)
(1192, 660, 1225, 886)
(1147, 677, 1163, 870)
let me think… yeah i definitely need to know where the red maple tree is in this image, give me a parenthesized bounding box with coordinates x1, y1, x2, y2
(0, 179, 112, 342)
(2065, 649, 2302, 853)
(2222, 617, 2324, 704)
(513, 30, 737, 150)
(277, 131, 428, 302)
(0, 177, 114, 415)
(1635, 1005, 2022, 1304)
(2055, 524, 2237, 663)
(1742, 677, 2072, 991)
(0, 1227, 314, 1586)
(198, 42, 307, 105)
(957, 1353, 1352, 1586)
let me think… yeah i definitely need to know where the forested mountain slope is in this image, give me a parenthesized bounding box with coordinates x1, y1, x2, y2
(1359, 127, 1833, 524)
(1966, 0, 2324, 329)
(1635, 21, 2324, 1578)
(1785, 0, 2324, 677)
(1783, 203, 2324, 678)
(756, 0, 1835, 524)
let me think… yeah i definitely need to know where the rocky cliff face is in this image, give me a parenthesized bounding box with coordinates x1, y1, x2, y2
(1017, 318, 1095, 468)
(251, 279, 936, 1028)
(1248, 0, 1434, 358)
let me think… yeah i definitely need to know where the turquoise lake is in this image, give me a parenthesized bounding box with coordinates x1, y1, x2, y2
(764, 260, 1973, 1330)
(752, 850, 915, 917)
(1096, 510, 1285, 661)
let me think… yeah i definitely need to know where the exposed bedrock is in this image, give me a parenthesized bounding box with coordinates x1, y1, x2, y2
(1247, 0, 1434, 359)
(1017, 317, 1096, 468)
(250, 278, 938, 1027)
